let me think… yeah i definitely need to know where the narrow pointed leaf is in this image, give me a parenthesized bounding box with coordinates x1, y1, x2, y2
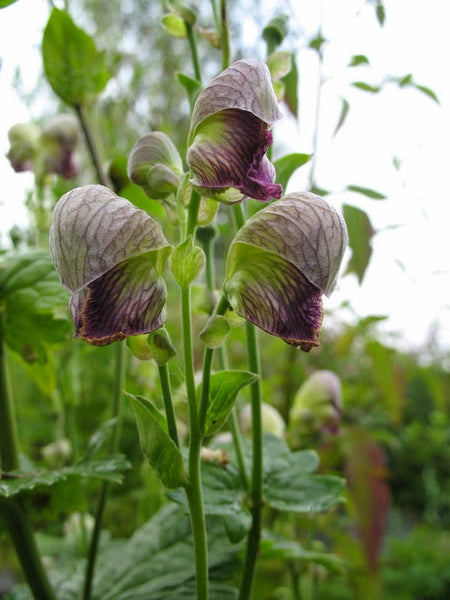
(274, 153, 311, 191)
(202, 370, 258, 436)
(347, 184, 386, 199)
(352, 81, 381, 93)
(177, 72, 202, 111)
(129, 394, 187, 489)
(42, 8, 110, 106)
(348, 54, 370, 67)
(343, 203, 375, 283)
(333, 98, 350, 137)
(281, 52, 299, 117)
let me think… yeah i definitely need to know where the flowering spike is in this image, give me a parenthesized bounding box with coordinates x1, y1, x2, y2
(50, 184, 171, 345)
(187, 59, 283, 203)
(224, 192, 348, 351)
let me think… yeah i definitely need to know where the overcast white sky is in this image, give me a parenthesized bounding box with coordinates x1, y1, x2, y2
(0, 0, 449, 352)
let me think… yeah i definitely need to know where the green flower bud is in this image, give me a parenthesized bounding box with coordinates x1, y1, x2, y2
(127, 132, 183, 199)
(240, 402, 286, 438)
(199, 315, 231, 348)
(147, 327, 177, 366)
(288, 370, 342, 443)
(7, 122, 40, 172)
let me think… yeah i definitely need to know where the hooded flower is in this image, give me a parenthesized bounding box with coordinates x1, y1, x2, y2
(224, 192, 348, 351)
(187, 59, 283, 204)
(40, 114, 80, 179)
(49, 184, 171, 345)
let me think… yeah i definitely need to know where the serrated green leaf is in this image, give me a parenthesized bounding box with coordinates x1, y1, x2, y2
(259, 536, 345, 571)
(333, 98, 350, 137)
(274, 153, 311, 192)
(42, 8, 110, 106)
(161, 13, 187, 38)
(169, 235, 206, 288)
(129, 394, 187, 489)
(347, 184, 386, 199)
(352, 81, 381, 93)
(6, 504, 239, 600)
(348, 54, 370, 67)
(281, 52, 299, 118)
(0, 455, 130, 499)
(202, 370, 258, 436)
(343, 204, 375, 283)
(0, 251, 70, 362)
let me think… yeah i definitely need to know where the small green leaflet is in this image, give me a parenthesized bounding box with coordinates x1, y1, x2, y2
(169, 235, 206, 288)
(177, 72, 202, 111)
(348, 54, 370, 67)
(352, 81, 381, 93)
(333, 98, 350, 137)
(128, 394, 187, 489)
(347, 185, 386, 200)
(201, 370, 257, 436)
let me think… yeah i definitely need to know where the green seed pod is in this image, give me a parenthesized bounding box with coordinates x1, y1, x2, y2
(224, 192, 348, 351)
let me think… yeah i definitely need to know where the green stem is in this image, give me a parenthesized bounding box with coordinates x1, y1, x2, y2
(209, 0, 220, 31)
(185, 21, 202, 83)
(82, 341, 126, 600)
(158, 363, 179, 447)
(187, 190, 201, 236)
(182, 284, 209, 600)
(238, 321, 263, 600)
(220, 0, 230, 70)
(0, 322, 56, 600)
(74, 104, 109, 188)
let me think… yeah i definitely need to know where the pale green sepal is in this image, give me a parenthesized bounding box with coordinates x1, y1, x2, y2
(169, 235, 206, 288)
(161, 13, 187, 38)
(147, 328, 177, 365)
(199, 315, 231, 349)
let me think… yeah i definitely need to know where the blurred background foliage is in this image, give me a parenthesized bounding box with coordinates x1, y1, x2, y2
(1, 1, 449, 599)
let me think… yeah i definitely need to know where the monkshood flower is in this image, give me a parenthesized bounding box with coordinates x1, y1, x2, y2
(40, 114, 80, 179)
(187, 58, 283, 204)
(224, 192, 348, 351)
(7, 123, 39, 173)
(127, 131, 183, 199)
(49, 184, 171, 345)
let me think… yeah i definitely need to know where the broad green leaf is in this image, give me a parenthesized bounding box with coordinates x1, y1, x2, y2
(259, 536, 345, 571)
(333, 98, 350, 137)
(352, 81, 381, 93)
(365, 340, 404, 424)
(343, 204, 375, 284)
(202, 370, 258, 436)
(161, 13, 187, 38)
(5, 504, 239, 600)
(129, 394, 187, 489)
(348, 54, 370, 67)
(0, 0, 18, 7)
(0, 455, 130, 498)
(169, 235, 206, 288)
(347, 184, 386, 200)
(281, 52, 299, 117)
(265, 464, 344, 513)
(0, 251, 70, 362)
(177, 72, 202, 111)
(42, 8, 110, 106)
(274, 153, 311, 192)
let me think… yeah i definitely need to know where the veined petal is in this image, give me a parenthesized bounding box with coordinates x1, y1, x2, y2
(49, 184, 169, 293)
(225, 244, 323, 351)
(224, 192, 348, 350)
(50, 184, 171, 346)
(189, 59, 282, 140)
(187, 108, 282, 202)
(234, 192, 348, 295)
(70, 252, 166, 346)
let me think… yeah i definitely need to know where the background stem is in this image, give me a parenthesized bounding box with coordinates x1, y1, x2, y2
(74, 104, 109, 188)
(158, 363, 179, 447)
(0, 321, 56, 600)
(185, 21, 202, 83)
(82, 341, 126, 600)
